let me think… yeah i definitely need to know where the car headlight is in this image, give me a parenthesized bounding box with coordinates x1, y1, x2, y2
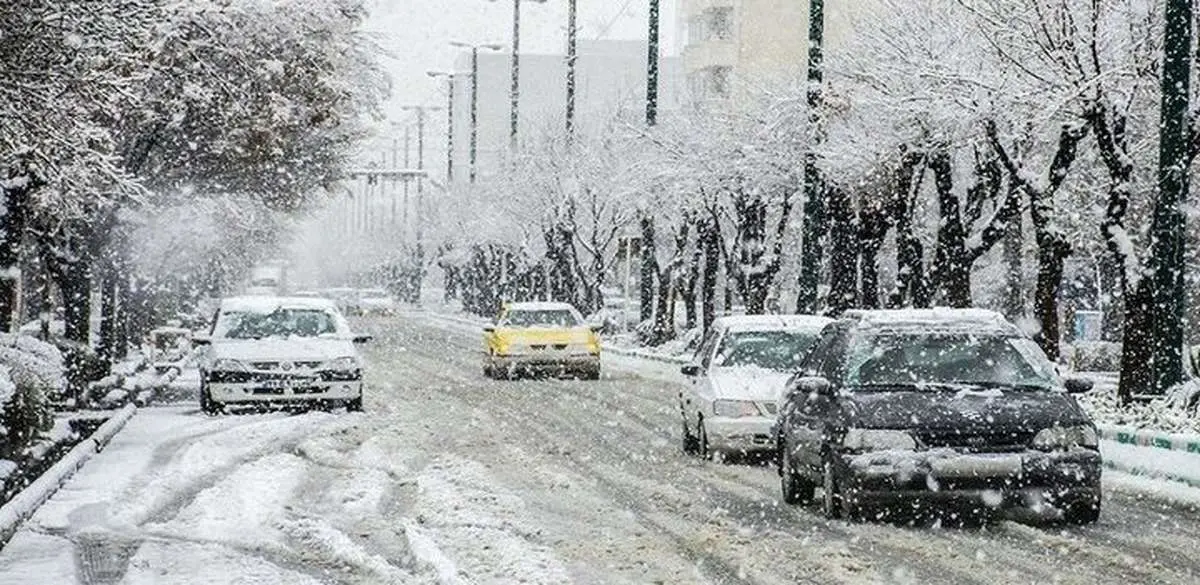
(210, 358, 248, 372)
(326, 356, 361, 371)
(587, 333, 601, 354)
(713, 399, 759, 418)
(1032, 425, 1098, 450)
(842, 429, 917, 451)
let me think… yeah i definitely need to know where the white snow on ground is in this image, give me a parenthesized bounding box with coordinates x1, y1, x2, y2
(1104, 469, 1200, 508)
(121, 541, 325, 585)
(1100, 439, 1200, 487)
(409, 456, 571, 585)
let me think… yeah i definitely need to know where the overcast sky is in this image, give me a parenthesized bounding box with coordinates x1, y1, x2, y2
(364, 0, 679, 127)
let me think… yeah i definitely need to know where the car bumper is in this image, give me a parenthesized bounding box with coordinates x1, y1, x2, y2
(706, 416, 776, 453)
(208, 380, 362, 404)
(490, 354, 600, 372)
(840, 448, 1101, 506)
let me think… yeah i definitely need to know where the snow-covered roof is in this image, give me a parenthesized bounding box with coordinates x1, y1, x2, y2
(844, 308, 1020, 334)
(219, 296, 338, 313)
(506, 301, 578, 312)
(714, 314, 834, 333)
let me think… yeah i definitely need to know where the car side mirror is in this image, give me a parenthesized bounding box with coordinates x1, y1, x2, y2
(483, 325, 495, 333)
(192, 335, 212, 346)
(680, 363, 701, 377)
(1064, 377, 1093, 394)
(352, 334, 373, 344)
(796, 376, 834, 398)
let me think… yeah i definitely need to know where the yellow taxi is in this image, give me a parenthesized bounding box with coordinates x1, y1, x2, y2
(483, 301, 602, 380)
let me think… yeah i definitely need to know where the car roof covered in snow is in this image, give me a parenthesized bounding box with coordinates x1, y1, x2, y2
(505, 301, 578, 312)
(219, 296, 338, 313)
(713, 314, 833, 333)
(842, 308, 1021, 335)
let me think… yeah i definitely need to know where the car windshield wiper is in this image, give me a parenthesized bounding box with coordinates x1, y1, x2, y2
(945, 380, 1052, 392)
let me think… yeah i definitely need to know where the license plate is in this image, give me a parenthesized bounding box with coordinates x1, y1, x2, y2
(930, 455, 1022, 478)
(262, 380, 291, 389)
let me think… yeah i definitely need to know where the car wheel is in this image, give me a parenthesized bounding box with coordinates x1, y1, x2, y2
(822, 458, 844, 519)
(583, 366, 601, 381)
(681, 417, 699, 455)
(1062, 492, 1101, 525)
(199, 384, 222, 416)
(780, 447, 815, 505)
(346, 397, 364, 412)
(698, 417, 710, 460)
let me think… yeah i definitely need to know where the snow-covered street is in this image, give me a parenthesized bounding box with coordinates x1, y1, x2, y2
(1, 313, 1199, 585)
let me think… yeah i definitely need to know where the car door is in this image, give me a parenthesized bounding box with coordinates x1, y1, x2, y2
(789, 325, 849, 475)
(684, 328, 721, 429)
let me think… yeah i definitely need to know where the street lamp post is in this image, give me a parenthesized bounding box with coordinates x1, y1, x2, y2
(487, 0, 547, 149)
(427, 70, 464, 183)
(400, 105, 443, 250)
(565, 0, 578, 138)
(646, 0, 661, 127)
(449, 42, 503, 183)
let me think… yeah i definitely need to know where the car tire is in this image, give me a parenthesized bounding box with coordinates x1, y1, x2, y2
(199, 384, 222, 416)
(582, 366, 601, 381)
(346, 397, 364, 412)
(822, 458, 844, 519)
(1062, 493, 1101, 525)
(780, 447, 815, 505)
(681, 417, 699, 455)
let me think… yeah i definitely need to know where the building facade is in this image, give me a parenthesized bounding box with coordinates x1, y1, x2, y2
(448, 40, 684, 181)
(679, 0, 865, 101)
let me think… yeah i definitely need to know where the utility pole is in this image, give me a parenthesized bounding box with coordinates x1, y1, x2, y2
(403, 126, 411, 236)
(645, 0, 661, 126)
(1148, 0, 1193, 393)
(427, 70, 463, 183)
(450, 42, 503, 183)
(565, 0, 578, 138)
(796, 0, 826, 314)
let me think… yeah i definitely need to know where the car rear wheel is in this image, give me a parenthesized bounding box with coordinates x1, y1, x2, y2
(822, 458, 844, 519)
(346, 397, 363, 412)
(780, 447, 815, 505)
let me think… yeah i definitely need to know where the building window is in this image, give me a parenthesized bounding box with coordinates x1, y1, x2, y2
(689, 66, 732, 99)
(706, 7, 733, 41)
(687, 6, 734, 45)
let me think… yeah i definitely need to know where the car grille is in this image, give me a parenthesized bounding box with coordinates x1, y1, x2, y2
(915, 428, 1036, 453)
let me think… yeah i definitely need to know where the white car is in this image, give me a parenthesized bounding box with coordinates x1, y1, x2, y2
(357, 288, 397, 315)
(196, 296, 371, 414)
(679, 315, 832, 459)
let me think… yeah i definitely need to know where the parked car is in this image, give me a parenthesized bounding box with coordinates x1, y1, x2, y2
(324, 287, 362, 316)
(482, 302, 601, 380)
(679, 315, 832, 459)
(775, 309, 1101, 524)
(357, 288, 397, 315)
(195, 296, 371, 413)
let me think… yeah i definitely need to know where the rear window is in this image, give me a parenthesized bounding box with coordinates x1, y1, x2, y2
(503, 309, 580, 328)
(712, 330, 821, 371)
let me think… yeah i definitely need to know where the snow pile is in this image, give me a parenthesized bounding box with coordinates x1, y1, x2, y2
(1078, 387, 1200, 435)
(0, 334, 66, 457)
(408, 456, 570, 584)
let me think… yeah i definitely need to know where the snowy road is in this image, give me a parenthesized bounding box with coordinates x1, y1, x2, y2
(3, 315, 1200, 584)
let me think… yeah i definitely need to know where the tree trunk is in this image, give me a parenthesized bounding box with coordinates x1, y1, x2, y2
(893, 154, 929, 308)
(59, 260, 91, 345)
(930, 150, 972, 308)
(639, 215, 655, 323)
(98, 271, 118, 363)
(1001, 195, 1026, 322)
(0, 183, 29, 332)
(826, 185, 858, 315)
(1117, 280, 1154, 403)
(700, 216, 720, 333)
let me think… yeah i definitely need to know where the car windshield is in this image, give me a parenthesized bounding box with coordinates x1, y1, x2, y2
(845, 332, 1057, 390)
(503, 309, 580, 328)
(222, 308, 339, 339)
(712, 330, 821, 371)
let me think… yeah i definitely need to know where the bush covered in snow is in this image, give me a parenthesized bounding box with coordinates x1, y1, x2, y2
(0, 334, 64, 459)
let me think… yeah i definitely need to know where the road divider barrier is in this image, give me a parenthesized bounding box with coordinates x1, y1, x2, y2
(0, 404, 137, 545)
(1098, 425, 1200, 488)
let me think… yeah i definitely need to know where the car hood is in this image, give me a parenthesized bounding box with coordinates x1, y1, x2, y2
(210, 337, 357, 363)
(498, 327, 592, 345)
(709, 367, 792, 401)
(846, 387, 1090, 432)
